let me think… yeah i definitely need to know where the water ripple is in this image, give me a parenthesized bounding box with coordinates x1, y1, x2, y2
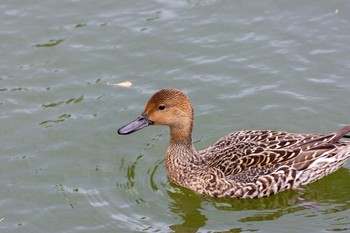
(2, 0, 350, 232)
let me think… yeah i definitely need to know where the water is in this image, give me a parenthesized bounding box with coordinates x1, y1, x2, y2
(1, 0, 350, 232)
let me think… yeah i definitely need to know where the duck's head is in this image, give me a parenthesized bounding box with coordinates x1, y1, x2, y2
(118, 89, 194, 140)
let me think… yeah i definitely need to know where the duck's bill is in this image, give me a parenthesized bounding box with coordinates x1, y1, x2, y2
(118, 113, 153, 135)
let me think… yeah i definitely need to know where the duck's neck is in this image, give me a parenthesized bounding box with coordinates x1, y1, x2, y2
(166, 126, 203, 186)
(168, 114, 195, 146)
(169, 126, 192, 144)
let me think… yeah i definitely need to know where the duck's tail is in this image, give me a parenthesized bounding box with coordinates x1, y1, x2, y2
(332, 125, 350, 142)
(332, 126, 350, 167)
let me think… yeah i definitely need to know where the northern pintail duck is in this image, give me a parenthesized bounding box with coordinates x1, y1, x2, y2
(118, 89, 350, 198)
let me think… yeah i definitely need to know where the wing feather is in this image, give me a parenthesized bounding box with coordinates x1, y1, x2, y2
(200, 130, 341, 179)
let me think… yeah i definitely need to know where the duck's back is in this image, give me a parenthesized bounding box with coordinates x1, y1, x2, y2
(199, 129, 350, 196)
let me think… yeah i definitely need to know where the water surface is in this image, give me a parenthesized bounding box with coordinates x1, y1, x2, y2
(1, 0, 350, 232)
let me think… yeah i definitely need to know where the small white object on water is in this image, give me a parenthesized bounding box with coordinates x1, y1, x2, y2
(107, 81, 132, 88)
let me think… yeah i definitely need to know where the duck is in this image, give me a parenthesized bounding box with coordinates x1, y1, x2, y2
(118, 88, 350, 198)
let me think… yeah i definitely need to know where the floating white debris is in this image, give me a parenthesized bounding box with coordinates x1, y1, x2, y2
(335, 8, 339, 14)
(107, 81, 132, 88)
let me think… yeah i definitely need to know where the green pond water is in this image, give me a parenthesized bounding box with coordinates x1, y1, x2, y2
(1, 0, 350, 232)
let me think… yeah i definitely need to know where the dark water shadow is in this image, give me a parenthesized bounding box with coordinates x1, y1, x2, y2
(166, 167, 350, 233)
(167, 188, 208, 233)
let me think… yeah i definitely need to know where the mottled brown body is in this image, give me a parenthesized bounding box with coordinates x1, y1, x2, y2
(118, 89, 350, 198)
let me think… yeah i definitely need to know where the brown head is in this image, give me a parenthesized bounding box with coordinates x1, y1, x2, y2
(118, 89, 194, 143)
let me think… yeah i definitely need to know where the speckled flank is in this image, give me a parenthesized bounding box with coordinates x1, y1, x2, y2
(118, 89, 350, 199)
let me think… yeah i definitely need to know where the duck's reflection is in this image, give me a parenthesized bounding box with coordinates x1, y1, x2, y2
(167, 185, 298, 232)
(166, 167, 350, 232)
(167, 187, 207, 233)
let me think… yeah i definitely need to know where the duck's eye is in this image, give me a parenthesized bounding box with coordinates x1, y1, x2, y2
(158, 105, 166, 110)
